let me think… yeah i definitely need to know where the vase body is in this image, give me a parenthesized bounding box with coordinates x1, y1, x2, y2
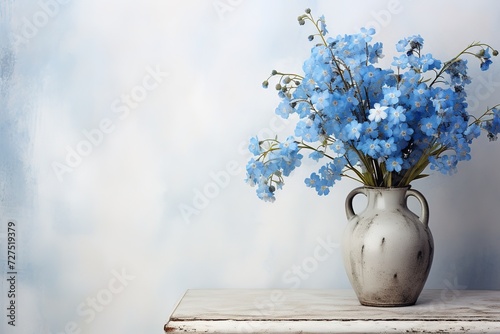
(343, 186, 434, 307)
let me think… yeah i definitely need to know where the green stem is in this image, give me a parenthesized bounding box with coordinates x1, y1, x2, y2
(429, 42, 497, 87)
(303, 12, 351, 91)
(469, 103, 500, 125)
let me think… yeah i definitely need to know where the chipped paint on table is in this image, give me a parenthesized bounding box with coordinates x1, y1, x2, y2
(164, 289, 500, 333)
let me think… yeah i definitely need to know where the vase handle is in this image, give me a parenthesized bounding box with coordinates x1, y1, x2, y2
(345, 187, 366, 220)
(406, 189, 429, 227)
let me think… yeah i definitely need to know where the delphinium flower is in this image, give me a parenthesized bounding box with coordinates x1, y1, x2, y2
(246, 9, 500, 200)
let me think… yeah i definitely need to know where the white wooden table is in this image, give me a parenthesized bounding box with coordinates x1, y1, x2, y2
(164, 289, 500, 333)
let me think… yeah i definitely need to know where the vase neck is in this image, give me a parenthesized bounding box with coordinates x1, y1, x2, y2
(364, 187, 408, 211)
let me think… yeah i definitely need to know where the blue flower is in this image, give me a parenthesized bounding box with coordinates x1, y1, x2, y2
(246, 159, 264, 180)
(480, 48, 494, 71)
(292, 84, 308, 99)
(388, 106, 406, 124)
(394, 123, 413, 141)
(380, 121, 394, 138)
(315, 179, 331, 195)
(396, 37, 408, 52)
(407, 35, 424, 53)
(399, 70, 422, 95)
(360, 27, 375, 42)
(256, 180, 277, 202)
(311, 90, 331, 111)
(344, 89, 360, 107)
(380, 138, 398, 156)
(448, 115, 468, 134)
(343, 120, 362, 140)
(454, 138, 471, 161)
(480, 108, 500, 140)
(305, 172, 332, 195)
(484, 47, 492, 59)
(360, 138, 382, 158)
(248, 136, 261, 155)
(309, 150, 324, 161)
(368, 42, 384, 63)
(295, 118, 320, 142)
(419, 53, 440, 72)
(363, 121, 379, 138)
(278, 136, 298, 155)
(360, 65, 378, 84)
(331, 141, 346, 155)
(319, 15, 328, 35)
(430, 155, 458, 175)
(311, 44, 331, 62)
(275, 101, 294, 119)
(481, 58, 492, 71)
(312, 63, 332, 84)
(445, 59, 470, 85)
(420, 115, 441, 136)
(324, 93, 347, 119)
(280, 152, 303, 176)
(392, 55, 409, 69)
(305, 158, 346, 196)
(295, 102, 312, 118)
(383, 86, 401, 105)
(305, 173, 320, 189)
(386, 156, 403, 172)
(464, 123, 481, 141)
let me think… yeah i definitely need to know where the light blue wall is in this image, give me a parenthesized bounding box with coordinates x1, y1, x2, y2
(1, 0, 499, 333)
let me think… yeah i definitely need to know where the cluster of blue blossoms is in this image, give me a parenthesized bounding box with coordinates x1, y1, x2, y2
(246, 10, 499, 202)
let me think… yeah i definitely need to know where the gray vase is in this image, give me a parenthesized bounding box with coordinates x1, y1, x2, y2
(343, 186, 434, 307)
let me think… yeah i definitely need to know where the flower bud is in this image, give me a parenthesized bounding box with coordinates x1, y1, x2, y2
(308, 35, 314, 41)
(271, 69, 278, 75)
(275, 83, 282, 90)
(262, 80, 269, 88)
(283, 76, 291, 84)
(305, 8, 311, 14)
(493, 49, 499, 56)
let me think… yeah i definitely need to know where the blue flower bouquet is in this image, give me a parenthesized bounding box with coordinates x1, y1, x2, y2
(246, 9, 500, 202)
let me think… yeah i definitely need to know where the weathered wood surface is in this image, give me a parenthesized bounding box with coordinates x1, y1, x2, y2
(164, 289, 500, 333)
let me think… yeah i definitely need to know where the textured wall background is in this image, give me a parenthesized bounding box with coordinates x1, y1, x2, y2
(1, 0, 499, 333)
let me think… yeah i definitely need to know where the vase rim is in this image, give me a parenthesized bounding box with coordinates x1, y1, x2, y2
(362, 185, 411, 190)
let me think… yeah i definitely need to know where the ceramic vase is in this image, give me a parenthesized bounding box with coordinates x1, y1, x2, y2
(343, 186, 434, 307)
